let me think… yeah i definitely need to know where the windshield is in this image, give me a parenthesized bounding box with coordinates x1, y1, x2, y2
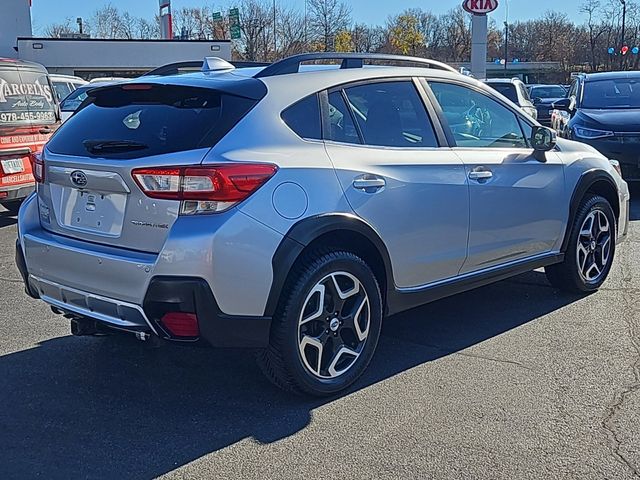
(486, 83, 518, 103)
(582, 78, 640, 109)
(0, 69, 56, 126)
(530, 86, 566, 99)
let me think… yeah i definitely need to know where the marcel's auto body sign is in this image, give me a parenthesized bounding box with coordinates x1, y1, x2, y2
(463, 0, 499, 15)
(0, 72, 55, 125)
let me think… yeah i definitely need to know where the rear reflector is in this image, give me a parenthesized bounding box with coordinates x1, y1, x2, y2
(132, 163, 277, 214)
(160, 312, 200, 337)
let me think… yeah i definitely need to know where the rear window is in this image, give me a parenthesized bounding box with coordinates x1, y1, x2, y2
(0, 69, 56, 126)
(486, 83, 519, 103)
(47, 84, 259, 159)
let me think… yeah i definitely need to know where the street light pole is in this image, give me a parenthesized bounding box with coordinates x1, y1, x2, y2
(620, 0, 627, 70)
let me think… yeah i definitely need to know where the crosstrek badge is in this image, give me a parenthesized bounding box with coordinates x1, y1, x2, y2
(462, 0, 499, 14)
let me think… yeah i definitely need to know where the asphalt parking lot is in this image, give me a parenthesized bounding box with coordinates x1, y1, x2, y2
(0, 192, 639, 480)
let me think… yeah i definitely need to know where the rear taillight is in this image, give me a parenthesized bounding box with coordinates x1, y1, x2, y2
(132, 164, 277, 214)
(29, 152, 45, 183)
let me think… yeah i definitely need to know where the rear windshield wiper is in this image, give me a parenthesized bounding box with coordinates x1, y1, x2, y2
(83, 140, 149, 154)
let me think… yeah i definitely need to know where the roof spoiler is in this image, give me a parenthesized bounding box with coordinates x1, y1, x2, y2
(202, 57, 235, 72)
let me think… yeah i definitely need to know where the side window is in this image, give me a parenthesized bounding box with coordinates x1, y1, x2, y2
(429, 82, 528, 149)
(281, 94, 321, 140)
(342, 81, 438, 147)
(326, 90, 360, 144)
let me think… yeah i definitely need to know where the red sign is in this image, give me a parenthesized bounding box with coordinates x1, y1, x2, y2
(463, 0, 499, 14)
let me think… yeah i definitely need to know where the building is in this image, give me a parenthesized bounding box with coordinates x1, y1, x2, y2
(0, 0, 32, 58)
(16, 38, 232, 79)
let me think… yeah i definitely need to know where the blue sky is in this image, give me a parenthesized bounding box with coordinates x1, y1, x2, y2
(31, 0, 584, 33)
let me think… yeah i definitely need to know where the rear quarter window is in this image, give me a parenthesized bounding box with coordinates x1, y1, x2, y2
(281, 94, 321, 140)
(47, 84, 259, 159)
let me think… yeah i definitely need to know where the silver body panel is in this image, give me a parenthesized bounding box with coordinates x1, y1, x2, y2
(18, 65, 630, 329)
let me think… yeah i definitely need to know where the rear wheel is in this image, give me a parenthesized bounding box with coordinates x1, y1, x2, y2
(0, 200, 21, 215)
(546, 195, 616, 293)
(258, 251, 383, 396)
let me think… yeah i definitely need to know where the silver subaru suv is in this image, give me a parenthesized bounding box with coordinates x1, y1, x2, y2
(16, 54, 630, 396)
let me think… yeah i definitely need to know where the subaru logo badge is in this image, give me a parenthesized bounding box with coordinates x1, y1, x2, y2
(70, 170, 88, 187)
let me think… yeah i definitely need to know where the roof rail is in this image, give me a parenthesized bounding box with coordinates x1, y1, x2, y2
(254, 53, 458, 78)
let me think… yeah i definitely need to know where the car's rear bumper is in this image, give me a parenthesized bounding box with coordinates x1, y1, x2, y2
(0, 183, 34, 202)
(16, 195, 275, 347)
(16, 238, 272, 347)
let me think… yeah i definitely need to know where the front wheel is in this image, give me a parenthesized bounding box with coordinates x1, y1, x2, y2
(258, 251, 383, 396)
(546, 194, 616, 293)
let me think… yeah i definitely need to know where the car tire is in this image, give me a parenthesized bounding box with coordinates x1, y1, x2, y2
(545, 194, 616, 293)
(0, 200, 21, 215)
(258, 250, 383, 396)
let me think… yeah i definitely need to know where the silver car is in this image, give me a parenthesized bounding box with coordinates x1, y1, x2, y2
(16, 54, 630, 396)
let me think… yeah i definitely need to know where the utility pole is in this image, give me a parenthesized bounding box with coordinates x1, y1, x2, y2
(504, 21, 508, 72)
(273, 0, 277, 59)
(620, 0, 627, 70)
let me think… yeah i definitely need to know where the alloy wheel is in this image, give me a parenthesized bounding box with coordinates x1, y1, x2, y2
(576, 209, 612, 283)
(297, 271, 370, 379)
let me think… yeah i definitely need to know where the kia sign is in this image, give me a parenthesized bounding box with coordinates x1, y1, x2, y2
(463, 0, 499, 15)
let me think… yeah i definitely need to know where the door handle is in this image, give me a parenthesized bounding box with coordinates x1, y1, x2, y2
(39, 127, 52, 135)
(468, 170, 493, 181)
(353, 176, 386, 191)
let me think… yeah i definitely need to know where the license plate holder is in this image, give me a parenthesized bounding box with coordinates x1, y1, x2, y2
(1, 158, 25, 174)
(58, 187, 126, 236)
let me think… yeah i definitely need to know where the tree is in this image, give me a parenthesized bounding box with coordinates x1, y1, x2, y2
(88, 4, 122, 39)
(334, 30, 353, 52)
(44, 18, 77, 38)
(389, 13, 424, 55)
(307, 0, 352, 51)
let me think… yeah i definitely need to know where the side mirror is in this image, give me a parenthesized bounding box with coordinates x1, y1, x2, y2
(532, 97, 542, 105)
(531, 126, 557, 158)
(551, 97, 572, 111)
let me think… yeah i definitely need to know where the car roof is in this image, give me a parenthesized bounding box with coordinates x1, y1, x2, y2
(484, 78, 520, 85)
(49, 74, 87, 83)
(0, 57, 47, 73)
(124, 63, 470, 98)
(584, 71, 640, 82)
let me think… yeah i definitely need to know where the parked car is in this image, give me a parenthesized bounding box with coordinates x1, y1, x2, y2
(527, 84, 567, 126)
(49, 74, 87, 102)
(0, 58, 59, 214)
(554, 71, 640, 180)
(551, 108, 571, 137)
(484, 78, 538, 119)
(59, 81, 117, 123)
(16, 53, 629, 396)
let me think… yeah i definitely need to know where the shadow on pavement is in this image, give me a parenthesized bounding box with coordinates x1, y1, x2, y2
(0, 210, 17, 228)
(0, 270, 583, 479)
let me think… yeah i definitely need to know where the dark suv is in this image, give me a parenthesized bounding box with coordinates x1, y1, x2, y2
(555, 71, 640, 180)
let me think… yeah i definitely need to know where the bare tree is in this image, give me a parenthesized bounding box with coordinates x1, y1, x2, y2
(88, 3, 122, 39)
(44, 18, 77, 38)
(307, 0, 352, 51)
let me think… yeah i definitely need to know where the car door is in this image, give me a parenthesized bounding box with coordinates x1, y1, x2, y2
(324, 79, 470, 289)
(427, 80, 566, 274)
